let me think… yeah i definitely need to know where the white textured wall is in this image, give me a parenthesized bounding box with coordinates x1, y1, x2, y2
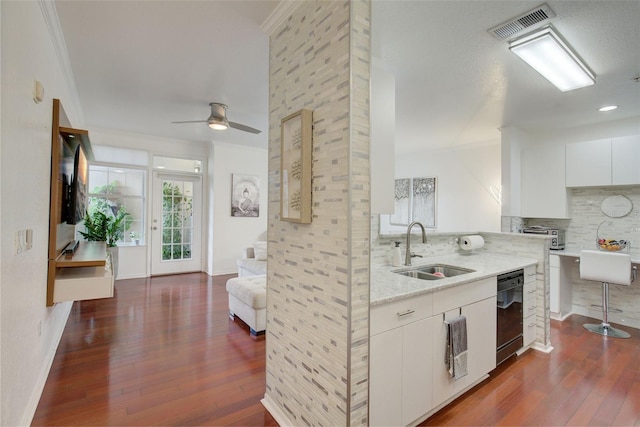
(1, 2, 79, 425)
(209, 142, 268, 275)
(396, 142, 502, 232)
(264, 1, 371, 425)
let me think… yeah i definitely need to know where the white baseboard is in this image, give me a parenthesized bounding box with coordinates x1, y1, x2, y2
(531, 342, 554, 353)
(21, 302, 73, 426)
(261, 394, 294, 427)
(550, 311, 573, 322)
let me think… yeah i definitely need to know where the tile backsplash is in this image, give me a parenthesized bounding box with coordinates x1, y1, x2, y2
(524, 186, 640, 256)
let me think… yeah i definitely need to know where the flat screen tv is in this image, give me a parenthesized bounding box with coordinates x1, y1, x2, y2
(62, 144, 88, 225)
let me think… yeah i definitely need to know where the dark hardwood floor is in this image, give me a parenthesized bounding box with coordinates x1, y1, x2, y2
(33, 273, 639, 426)
(422, 315, 640, 426)
(32, 273, 277, 427)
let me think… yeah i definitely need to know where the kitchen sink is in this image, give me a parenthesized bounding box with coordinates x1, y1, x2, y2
(393, 264, 475, 280)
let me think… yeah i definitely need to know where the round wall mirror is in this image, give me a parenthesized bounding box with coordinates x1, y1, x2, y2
(601, 194, 633, 218)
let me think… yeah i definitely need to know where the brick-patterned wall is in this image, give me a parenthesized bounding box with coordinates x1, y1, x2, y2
(265, 1, 370, 425)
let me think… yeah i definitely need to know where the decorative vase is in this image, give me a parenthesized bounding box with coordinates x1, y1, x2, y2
(108, 246, 119, 279)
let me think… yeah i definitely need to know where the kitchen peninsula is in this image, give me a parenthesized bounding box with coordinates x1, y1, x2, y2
(369, 246, 539, 426)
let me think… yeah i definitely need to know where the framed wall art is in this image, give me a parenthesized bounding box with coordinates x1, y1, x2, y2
(231, 173, 260, 217)
(280, 109, 313, 223)
(381, 176, 437, 234)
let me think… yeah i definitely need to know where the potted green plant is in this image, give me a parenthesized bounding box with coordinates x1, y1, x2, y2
(79, 205, 130, 278)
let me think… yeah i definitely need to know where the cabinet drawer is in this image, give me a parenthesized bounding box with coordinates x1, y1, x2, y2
(523, 313, 537, 346)
(523, 281, 537, 301)
(523, 281, 538, 318)
(371, 293, 432, 335)
(54, 265, 114, 303)
(432, 277, 496, 314)
(524, 265, 537, 283)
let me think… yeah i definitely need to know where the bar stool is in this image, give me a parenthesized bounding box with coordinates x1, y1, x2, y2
(579, 250, 636, 338)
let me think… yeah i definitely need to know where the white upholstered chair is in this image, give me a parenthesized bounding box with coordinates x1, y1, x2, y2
(579, 250, 636, 338)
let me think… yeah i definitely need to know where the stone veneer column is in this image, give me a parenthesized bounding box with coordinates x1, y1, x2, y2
(263, 0, 370, 425)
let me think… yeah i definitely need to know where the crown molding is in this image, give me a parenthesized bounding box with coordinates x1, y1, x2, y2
(38, 0, 85, 125)
(260, 0, 301, 36)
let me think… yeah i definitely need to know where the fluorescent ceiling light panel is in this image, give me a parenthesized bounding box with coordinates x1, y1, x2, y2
(509, 26, 595, 92)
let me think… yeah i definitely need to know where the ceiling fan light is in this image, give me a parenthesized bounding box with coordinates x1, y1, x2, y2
(509, 26, 595, 92)
(208, 120, 228, 130)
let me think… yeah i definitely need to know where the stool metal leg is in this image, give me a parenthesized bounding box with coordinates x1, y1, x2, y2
(583, 282, 630, 339)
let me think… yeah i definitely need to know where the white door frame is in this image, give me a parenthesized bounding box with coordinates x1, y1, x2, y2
(150, 171, 203, 275)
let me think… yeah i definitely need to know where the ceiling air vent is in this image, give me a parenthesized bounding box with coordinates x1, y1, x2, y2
(488, 4, 556, 40)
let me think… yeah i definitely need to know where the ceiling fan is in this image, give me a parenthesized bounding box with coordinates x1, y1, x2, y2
(172, 102, 261, 134)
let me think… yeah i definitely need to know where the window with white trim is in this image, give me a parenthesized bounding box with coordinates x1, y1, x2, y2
(87, 165, 146, 245)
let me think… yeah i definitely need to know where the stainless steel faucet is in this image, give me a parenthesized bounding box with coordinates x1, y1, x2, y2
(405, 221, 427, 266)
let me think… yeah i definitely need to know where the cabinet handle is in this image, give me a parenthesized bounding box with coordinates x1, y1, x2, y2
(528, 306, 537, 312)
(397, 309, 415, 318)
(528, 288, 536, 294)
(528, 322, 536, 327)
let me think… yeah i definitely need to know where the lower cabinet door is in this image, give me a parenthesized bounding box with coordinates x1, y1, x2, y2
(370, 328, 403, 427)
(432, 296, 497, 408)
(402, 317, 432, 425)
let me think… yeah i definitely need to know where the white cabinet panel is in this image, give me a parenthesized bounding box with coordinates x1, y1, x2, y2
(612, 135, 640, 185)
(431, 296, 496, 408)
(523, 279, 539, 347)
(565, 139, 611, 187)
(521, 143, 571, 218)
(550, 256, 560, 314)
(370, 329, 403, 427)
(370, 294, 432, 426)
(402, 317, 432, 425)
(53, 264, 114, 303)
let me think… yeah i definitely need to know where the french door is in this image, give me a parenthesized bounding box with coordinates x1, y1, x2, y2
(150, 172, 202, 275)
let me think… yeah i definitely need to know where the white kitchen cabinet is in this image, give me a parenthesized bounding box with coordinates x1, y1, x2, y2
(521, 143, 571, 218)
(431, 277, 496, 409)
(401, 317, 433, 425)
(566, 135, 640, 187)
(522, 265, 537, 347)
(565, 139, 612, 187)
(370, 328, 403, 427)
(522, 281, 537, 347)
(612, 135, 640, 185)
(370, 293, 432, 426)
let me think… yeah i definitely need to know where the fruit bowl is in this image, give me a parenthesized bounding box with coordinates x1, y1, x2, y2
(597, 238, 629, 252)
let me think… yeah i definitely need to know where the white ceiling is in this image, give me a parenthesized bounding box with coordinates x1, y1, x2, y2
(55, 1, 640, 154)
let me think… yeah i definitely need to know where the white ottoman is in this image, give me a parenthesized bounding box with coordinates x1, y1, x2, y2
(225, 275, 266, 336)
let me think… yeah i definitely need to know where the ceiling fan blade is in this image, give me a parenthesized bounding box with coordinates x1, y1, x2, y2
(171, 120, 208, 124)
(229, 121, 262, 134)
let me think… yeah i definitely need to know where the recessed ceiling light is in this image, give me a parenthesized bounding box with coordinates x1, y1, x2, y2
(598, 105, 618, 112)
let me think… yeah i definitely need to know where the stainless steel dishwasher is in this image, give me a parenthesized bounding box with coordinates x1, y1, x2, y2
(496, 269, 524, 365)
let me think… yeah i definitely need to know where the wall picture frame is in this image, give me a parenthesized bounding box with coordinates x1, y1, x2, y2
(231, 173, 260, 217)
(280, 109, 313, 223)
(381, 176, 437, 234)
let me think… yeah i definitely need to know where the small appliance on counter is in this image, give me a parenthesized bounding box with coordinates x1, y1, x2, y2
(522, 226, 565, 250)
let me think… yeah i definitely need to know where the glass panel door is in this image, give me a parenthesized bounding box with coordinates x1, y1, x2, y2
(151, 173, 201, 275)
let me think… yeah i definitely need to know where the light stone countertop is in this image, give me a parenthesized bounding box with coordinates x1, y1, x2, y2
(551, 246, 640, 263)
(371, 253, 538, 306)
